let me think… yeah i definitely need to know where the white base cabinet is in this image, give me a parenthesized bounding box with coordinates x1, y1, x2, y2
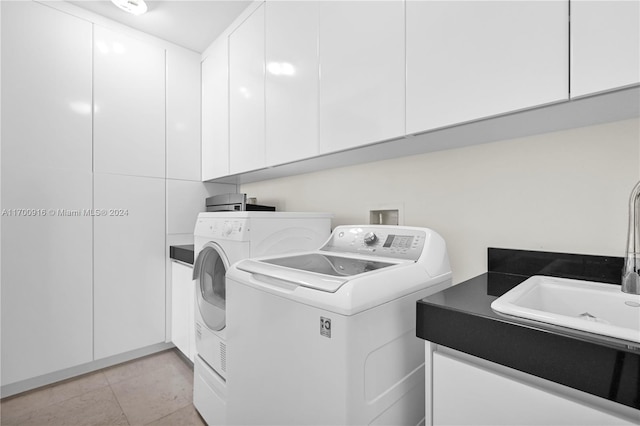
(171, 261, 196, 361)
(426, 345, 638, 426)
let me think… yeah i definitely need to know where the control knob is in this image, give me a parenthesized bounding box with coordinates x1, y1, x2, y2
(363, 232, 378, 245)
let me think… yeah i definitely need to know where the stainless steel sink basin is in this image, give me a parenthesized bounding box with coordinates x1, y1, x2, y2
(491, 275, 640, 343)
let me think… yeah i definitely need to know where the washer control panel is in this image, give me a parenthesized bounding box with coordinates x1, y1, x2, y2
(321, 226, 426, 261)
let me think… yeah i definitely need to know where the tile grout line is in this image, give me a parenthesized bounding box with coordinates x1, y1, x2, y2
(104, 371, 131, 426)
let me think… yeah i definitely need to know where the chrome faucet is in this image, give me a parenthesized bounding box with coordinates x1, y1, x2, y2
(622, 180, 640, 294)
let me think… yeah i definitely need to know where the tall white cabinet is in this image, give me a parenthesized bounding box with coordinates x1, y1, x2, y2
(406, 0, 569, 133)
(318, 0, 405, 153)
(1, 0, 205, 393)
(229, 3, 266, 174)
(0, 1, 94, 386)
(93, 26, 167, 360)
(570, 0, 640, 98)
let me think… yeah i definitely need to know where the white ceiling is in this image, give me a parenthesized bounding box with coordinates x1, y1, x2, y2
(69, 0, 252, 53)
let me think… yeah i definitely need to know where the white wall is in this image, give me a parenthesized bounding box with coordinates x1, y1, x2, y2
(241, 118, 640, 284)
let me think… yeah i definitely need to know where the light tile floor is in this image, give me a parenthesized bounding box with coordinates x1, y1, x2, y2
(0, 349, 206, 426)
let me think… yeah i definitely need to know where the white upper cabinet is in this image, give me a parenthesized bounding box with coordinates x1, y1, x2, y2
(319, 1, 405, 154)
(167, 48, 201, 181)
(1, 1, 92, 173)
(265, 1, 319, 166)
(571, 0, 640, 98)
(406, 0, 569, 134)
(202, 38, 230, 180)
(229, 3, 266, 174)
(94, 25, 166, 178)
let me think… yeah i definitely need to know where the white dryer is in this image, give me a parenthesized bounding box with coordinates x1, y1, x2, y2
(192, 211, 332, 426)
(225, 225, 452, 426)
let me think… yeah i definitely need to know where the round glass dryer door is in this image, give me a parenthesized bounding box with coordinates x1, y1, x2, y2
(193, 243, 228, 331)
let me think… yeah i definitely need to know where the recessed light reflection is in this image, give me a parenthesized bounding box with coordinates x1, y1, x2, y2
(69, 101, 92, 115)
(238, 87, 252, 99)
(95, 40, 126, 55)
(96, 41, 109, 55)
(112, 43, 125, 54)
(267, 62, 296, 76)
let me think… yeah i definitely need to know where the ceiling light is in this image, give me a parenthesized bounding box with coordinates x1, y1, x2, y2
(110, 0, 148, 16)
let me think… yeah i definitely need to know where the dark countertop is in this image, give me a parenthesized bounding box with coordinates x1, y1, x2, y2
(417, 248, 640, 411)
(169, 245, 194, 265)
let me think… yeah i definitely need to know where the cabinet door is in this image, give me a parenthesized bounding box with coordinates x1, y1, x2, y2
(167, 48, 201, 181)
(265, 1, 319, 166)
(1, 1, 92, 173)
(202, 38, 230, 180)
(171, 262, 195, 361)
(1, 170, 93, 386)
(94, 174, 166, 360)
(0, 1, 93, 386)
(571, 0, 640, 98)
(229, 4, 265, 174)
(94, 25, 166, 178)
(432, 352, 633, 425)
(407, 1, 569, 134)
(319, 0, 405, 153)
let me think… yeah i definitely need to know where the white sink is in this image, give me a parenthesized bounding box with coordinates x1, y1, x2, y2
(491, 275, 640, 344)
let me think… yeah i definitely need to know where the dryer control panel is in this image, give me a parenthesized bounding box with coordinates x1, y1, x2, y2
(320, 226, 427, 261)
(195, 218, 249, 241)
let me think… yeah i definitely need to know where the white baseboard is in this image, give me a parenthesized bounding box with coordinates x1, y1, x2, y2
(1, 342, 175, 399)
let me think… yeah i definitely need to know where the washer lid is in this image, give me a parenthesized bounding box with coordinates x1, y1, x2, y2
(264, 253, 394, 276)
(236, 254, 398, 293)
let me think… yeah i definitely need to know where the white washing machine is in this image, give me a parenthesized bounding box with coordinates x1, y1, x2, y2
(225, 225, 452, 426)
(191, 212, 333, 426)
